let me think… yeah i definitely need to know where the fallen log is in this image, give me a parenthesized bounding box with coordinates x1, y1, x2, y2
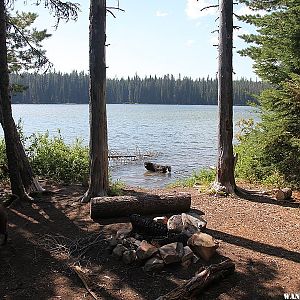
(90, 193, 191, 220)
(274, 188, 292, 201)
(156, 260, 235, 300)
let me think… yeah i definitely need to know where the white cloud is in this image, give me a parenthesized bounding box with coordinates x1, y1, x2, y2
(209, 34, 218, 46)
(156, 10, 169, 17)
(185, 0, 218, 19)
(235, 4, 267, 17)
(186, 39, 196, 47)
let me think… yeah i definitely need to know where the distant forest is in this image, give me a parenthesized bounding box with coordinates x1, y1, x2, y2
(10, 71, 268, 105)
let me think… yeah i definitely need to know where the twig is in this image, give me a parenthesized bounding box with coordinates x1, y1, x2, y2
(73, 265, 98, 300)
(200, 4, 219, 12)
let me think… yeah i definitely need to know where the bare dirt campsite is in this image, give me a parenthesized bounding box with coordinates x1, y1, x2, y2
(1, 181, 299, 300)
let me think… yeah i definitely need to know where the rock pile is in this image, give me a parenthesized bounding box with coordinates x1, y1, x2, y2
(107, 212, 220, 272)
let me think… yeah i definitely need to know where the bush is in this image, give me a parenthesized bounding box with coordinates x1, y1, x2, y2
(26, 131, 89, 183)
(170, 168, 216, 188)
(235, 75, 300, 188)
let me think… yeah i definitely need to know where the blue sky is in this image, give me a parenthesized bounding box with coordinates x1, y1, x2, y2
(12, 0, 259, 79)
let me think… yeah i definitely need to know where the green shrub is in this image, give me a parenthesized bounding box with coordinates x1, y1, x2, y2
(170, 168, 216, 188)
(235, 75, 300, 188)
(27, 131, 89, 183)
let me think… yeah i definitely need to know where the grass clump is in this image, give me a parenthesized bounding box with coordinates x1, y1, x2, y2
(170, 168, 216, 188)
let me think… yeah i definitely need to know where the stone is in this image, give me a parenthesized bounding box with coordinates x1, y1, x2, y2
(143, 257, 165, 272)
(153, 216, 168, 224)
(112, 244, 128, 259)
(116, 228, 132, 240)
(187, 232, 219, 261)
(167, 215, 183, 233)
(107, 236, 118, 248)
(122, 250, 137, 264)
(124, 237, 141, 249)
(182, 213, 207, 235)
(159, 242, 184, 265)
(181, 259, 192, 269)
(181, 246, 194, 262)
(192, 254, 200, 264)
(136, 240, 158, 260)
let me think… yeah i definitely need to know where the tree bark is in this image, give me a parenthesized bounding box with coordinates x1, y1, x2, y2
(90, 193, 191, 219)
(0, 106, 45, 194)
(216, 0, 236, 193)
(156, 260, 235, 300)
(82, 0, 108, 203)
(0, 1, 31, 201)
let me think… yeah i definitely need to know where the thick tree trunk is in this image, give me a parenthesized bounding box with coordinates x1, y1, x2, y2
(82, 0, 108, 203)
(216, 0, 236, 193)
(0, 106, 45, 194)
(0, 1, 31, 201)
(90, 193, 191, 219)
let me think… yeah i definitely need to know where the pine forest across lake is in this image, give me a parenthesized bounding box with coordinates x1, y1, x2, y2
(8, 104, 256, 188)
(10, 72, 266, 105)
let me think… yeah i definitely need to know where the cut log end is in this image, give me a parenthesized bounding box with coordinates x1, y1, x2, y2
(274, 188, 292, 201)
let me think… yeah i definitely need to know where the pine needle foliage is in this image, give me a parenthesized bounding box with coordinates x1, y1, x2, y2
(236, 0, 300, 188)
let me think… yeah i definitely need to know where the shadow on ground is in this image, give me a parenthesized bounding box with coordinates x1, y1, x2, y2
(0, 183, 295, 299)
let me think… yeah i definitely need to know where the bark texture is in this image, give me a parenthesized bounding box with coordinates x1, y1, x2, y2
(216, 0, 236, 193)
(156, 260, 235, 300)
(82, 0, 109, 203)
(90, 193, 191, 219)
(0, 1, 28, 200)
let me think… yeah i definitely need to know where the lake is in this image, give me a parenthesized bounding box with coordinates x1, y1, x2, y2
(8, 104, 257, 188)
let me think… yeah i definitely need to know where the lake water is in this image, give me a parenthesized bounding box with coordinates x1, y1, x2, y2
(8, 104, 257, 188)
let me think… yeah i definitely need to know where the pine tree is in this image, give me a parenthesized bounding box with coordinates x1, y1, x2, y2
(236, 0, 300, 187)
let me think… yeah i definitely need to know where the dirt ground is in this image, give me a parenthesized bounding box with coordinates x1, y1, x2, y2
(0, 181, 299, 300)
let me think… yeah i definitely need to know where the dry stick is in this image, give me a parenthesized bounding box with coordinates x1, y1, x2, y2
(73, 265, 98, 300)
(156, 260, 235, 300)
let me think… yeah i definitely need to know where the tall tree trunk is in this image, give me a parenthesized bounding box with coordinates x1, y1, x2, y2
(82, 0, 108, 203)
(0, 1, 31, 201)
(216, 0, 236, 193)
(0, 106, 45, 194)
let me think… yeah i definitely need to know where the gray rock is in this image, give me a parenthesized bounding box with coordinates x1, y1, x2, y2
(192, 254, 200, 264)
(181, 259, 192, 269)
(159, 242, 184, 265)
(112, 244, 128, 259)
(182, 213, 207, 235)
(116, 228, 132, 240)
(122, 250, 137, 264)
(167, 215, 183, 232)
(181, 245, 194, 262)
(143, 257, 165, 272)
(107, 236, 118, 248)
(136, 240, 158, 260)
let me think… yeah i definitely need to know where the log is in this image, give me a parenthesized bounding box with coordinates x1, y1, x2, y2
(275, 188, 292, 201)
(156, 260, 235, 300)
(90, 193, 191, 220)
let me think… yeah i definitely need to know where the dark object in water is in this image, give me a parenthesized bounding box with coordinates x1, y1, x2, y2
(0, 205, 7, 245)
(144, 162, 171, 173)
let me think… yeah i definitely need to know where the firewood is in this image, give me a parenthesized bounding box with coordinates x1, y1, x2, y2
(274, 188, 292, 201)
(90, 193, 191, 219)
(156, 260, 235, 300)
